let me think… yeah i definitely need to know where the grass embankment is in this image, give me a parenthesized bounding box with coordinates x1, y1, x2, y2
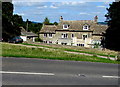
(21, 43, 117, 58)
(2, 42, 120, 64)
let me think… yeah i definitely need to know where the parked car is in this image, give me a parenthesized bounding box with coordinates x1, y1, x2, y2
(8, 36, 23, 43)
(0, 38, 3, 42)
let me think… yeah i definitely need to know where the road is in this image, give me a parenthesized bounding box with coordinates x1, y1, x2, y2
(1, 57, 120, 85)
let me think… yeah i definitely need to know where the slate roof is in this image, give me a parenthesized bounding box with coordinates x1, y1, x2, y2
(39, 20, 108, 35)
(20, 27, 38, 36)
(40, 25, 57, 33)
(57, 20, 94, 31)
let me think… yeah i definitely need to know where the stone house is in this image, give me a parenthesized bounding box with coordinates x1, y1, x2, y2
(20, 27, 38, 42)
(39, 16, 108, 48)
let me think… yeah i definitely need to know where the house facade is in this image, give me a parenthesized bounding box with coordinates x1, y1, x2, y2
(20, 27, 38, 42)
(39, 16, 107, 48)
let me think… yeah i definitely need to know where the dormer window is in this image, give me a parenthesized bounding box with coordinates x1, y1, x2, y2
(83, 25, 89, 30)
(63, 24, 69, 29)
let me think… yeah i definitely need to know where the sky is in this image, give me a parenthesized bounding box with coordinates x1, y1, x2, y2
(12, 0, 115, 23)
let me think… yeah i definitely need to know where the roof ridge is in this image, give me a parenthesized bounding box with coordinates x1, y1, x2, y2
(62, 20, 94, 21)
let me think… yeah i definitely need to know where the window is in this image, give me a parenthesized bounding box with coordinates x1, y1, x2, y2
(71, 34, 74, 38)
(43, 40, 47, 43)
(62, 33, 68, 38)
(77, 44, 84, 47)
(44, 34, 47, 37)
(49, 34, 52, 37)
(83, 25, 89, 30)
(83, 35, 87, 40)
(49, 41, 52, 44)
(61, 43, 67, 45)
(81, 44, 84, 47)
(63, 24, 69, 29)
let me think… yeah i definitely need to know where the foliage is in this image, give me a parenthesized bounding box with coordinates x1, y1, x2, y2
(116, 52, 120, 61)
(103, 2, 120, 51)
(35, 37, 43, 42)
(22, 19, 43, 34)
(43, 17, 50, 25)
(2, 2, 24, 41)
(2, 2, 13, 18)
(94, 43, 100, 48)
(53, 22, 58, 25)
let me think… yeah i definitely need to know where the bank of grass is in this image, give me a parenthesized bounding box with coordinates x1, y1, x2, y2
(21, 43, 116, 58)
(63, 49, 115, 57)
(2, 43, 120, 64)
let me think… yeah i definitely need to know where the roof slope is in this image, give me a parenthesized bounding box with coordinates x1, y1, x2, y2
(40, 25, 57, 33)
(57, 20, 94, 31)
(39, 20, 108, 34)
(20, 27, 38, 36)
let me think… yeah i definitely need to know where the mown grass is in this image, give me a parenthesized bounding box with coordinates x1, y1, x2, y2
(21, 43, 116, 58)
(63, 48, 115, 57)
(2, 43, 120, 64)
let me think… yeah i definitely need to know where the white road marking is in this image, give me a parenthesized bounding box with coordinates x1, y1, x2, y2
(0, 71, 55, 76)
(102, 76, 120, 79)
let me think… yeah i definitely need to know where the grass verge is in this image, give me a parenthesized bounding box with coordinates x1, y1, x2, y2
(21, 43, 116, 58)
(2, 43, 120, 64)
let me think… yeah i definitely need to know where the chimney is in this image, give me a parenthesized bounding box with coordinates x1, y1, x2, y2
(94, 15, 98, 23)
(115, 0, 120, 2)
(59, 16, 63, 22)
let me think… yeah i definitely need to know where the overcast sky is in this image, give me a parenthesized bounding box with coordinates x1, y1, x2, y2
(12, 0, 115, 23)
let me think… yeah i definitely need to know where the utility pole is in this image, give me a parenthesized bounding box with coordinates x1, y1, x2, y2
(26, 19, 29, 32)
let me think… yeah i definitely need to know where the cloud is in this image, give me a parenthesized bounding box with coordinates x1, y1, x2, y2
(91, 12, 101, 14)
(50, 5, 58, 8)
(12, 1, 111, 22)
(32, 11, 44, 15)
(14, 13, 25, 16)
(37, 5, 48, 8)
(97, 5, 106, 8)
(79, 12, 90, 15)
(12, 1, 47, 7)
(61, 1, 86, 6)
(12, 0, 115, 2)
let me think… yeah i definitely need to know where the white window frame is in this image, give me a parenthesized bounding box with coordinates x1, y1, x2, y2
(77, 44, 84, 47)
(63, 24, 69, 29)
(49, 40, 52, 44)
(71, 34, 74, 38)
(43, 40, 47, 43)
(61, 43, 67, 45)
(61, 33, 68, 38)
(44, 34, 47, 37)
(83, 35, 88, 40)
(83, 25, 89, 30)
(49, 34, 53, 38)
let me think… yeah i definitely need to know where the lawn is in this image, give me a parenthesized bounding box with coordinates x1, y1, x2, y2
(21, 43, 117, 58)
(1, 42, 120, 64)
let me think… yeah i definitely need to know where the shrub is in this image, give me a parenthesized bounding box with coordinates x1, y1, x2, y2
(116, 52, 120, 61)
(35, 38, 43, 42)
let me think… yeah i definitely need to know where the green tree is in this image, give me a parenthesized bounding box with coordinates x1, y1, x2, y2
(24, 19, 43, 34)
(12, 14, 23, 26)
(53, 21, 58, 25)
(2, 2, 24, 41)
(43, 17, 50, 25)
(103, 1, 120, 51)
(2, 2, 13, 19)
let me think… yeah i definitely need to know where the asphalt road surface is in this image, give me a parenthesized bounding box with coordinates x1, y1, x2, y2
(1, 57, 120, 85)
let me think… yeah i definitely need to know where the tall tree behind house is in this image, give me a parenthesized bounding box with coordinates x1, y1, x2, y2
(103, 1, 120, 51)
(2, 2, 24, 41)
(43, 17, 50, 25)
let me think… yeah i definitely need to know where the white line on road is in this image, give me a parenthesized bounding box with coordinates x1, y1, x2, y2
(0, 71, 55, 76)
(102, 76, 120, 79)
